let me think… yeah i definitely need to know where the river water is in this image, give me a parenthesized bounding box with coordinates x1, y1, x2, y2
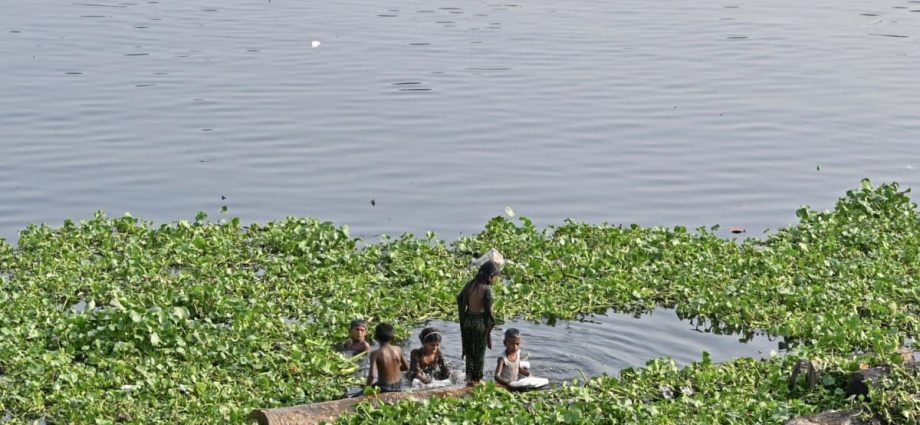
(346, 308, 780, 391)
(2, 0, 920, 243)
(405, 308, 781, 385)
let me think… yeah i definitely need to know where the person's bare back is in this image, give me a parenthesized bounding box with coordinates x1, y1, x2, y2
(366, 323, 409, 392)
(369, 344, 408, 385)
(467, 284, 487, 313)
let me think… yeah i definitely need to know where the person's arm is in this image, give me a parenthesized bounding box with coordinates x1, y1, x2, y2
(399, 349, 410, 372)
(366, 351, 377, 386)
(456, 288, 466, 321)
(434, 353, 450, 380)
(407, 350, 429, 384)
(519, 363, 530, 377)
(494, 357, 508, 386)
(484, 287, 495, 349)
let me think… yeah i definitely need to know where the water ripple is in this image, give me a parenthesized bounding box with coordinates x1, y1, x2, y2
(1, 0, 920, 242)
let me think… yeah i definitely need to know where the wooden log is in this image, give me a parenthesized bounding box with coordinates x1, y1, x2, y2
(250, 386, 474, 425)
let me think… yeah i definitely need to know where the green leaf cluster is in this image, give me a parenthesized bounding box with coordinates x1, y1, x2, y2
(1, 180, 918, 423)
(342, 356, 862, 425)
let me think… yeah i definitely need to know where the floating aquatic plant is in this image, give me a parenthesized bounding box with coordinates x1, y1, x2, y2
(0, 180, 917, 423)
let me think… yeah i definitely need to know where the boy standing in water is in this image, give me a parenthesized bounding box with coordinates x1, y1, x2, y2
(366, 323, 409, 392)
(340, 319, 371, 354)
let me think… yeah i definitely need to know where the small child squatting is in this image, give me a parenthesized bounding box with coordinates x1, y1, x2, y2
(494, 328, 530, 387)
(340, 319, 371, 354)
(367, 323, 409, 392)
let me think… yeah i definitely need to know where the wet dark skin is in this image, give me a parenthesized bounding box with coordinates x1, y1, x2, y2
(412, 340, 448, 384)
(341, 325, 371, 354)
(467, 273, 499, 349)
(367, 342, 409, 386)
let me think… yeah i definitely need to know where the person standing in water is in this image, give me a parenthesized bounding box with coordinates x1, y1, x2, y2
(457, 260, 500, 386)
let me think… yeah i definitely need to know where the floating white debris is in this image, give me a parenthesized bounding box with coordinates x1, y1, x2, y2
(471, 248, 504, 268)
(121, 385, 138, 391)
(509, 376, 549, 390)
(69, 299, 88, 313)
(311, 40, 321, 48)
(661, 385, 674, 399)
(505, 206, 515, 217)
(411, 378, 452, 390)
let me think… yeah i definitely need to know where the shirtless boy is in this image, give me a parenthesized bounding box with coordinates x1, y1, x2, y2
(366, 323, 409, 392)
(340, 319, 371, 354)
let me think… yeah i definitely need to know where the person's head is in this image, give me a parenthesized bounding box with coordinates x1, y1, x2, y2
(503, 328, 522, 353)
(419, 327, 442, 354)
(475, 260, 501, 285)
(374, 323, 395, 345)
(349, 319, 368, 342)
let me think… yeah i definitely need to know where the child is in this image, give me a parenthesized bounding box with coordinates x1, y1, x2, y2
(406, 327, 450, 384)
(457, 261, 500, 386)
(366, 323, 409, 392)
(340, 319, 371, 354)
(494, 328, 530, 387)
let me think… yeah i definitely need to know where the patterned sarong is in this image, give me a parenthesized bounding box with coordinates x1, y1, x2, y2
(460, 312, 487, 381)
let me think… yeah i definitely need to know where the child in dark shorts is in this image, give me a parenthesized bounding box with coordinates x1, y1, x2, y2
(366, 323, 408, 392)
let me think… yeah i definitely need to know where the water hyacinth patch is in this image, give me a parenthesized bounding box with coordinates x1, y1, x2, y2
(0, 180, 917, 423)
(341, 355, 861, 425)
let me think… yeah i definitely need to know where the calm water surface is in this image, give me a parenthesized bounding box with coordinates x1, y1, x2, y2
(1, 0, 919, 242)
(347, 308, 779, 389)
(403, 308, 781, 384)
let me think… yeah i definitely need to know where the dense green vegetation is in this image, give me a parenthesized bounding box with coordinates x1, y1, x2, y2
(1, 180, 918, 424)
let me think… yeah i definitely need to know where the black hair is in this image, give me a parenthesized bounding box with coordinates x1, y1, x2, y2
(456, 261, 500, 330)
(504, 328, 521, 340)
(419, 327, 442, 344)
(475, 260, 501, 284)
(457, 261, 501, 307)
(350, 319, 367, 330)
(374, 323, 395, 343)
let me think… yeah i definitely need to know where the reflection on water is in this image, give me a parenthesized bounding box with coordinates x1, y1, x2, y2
(2, 0, 920, 244)
(352, 308, 781, 392)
